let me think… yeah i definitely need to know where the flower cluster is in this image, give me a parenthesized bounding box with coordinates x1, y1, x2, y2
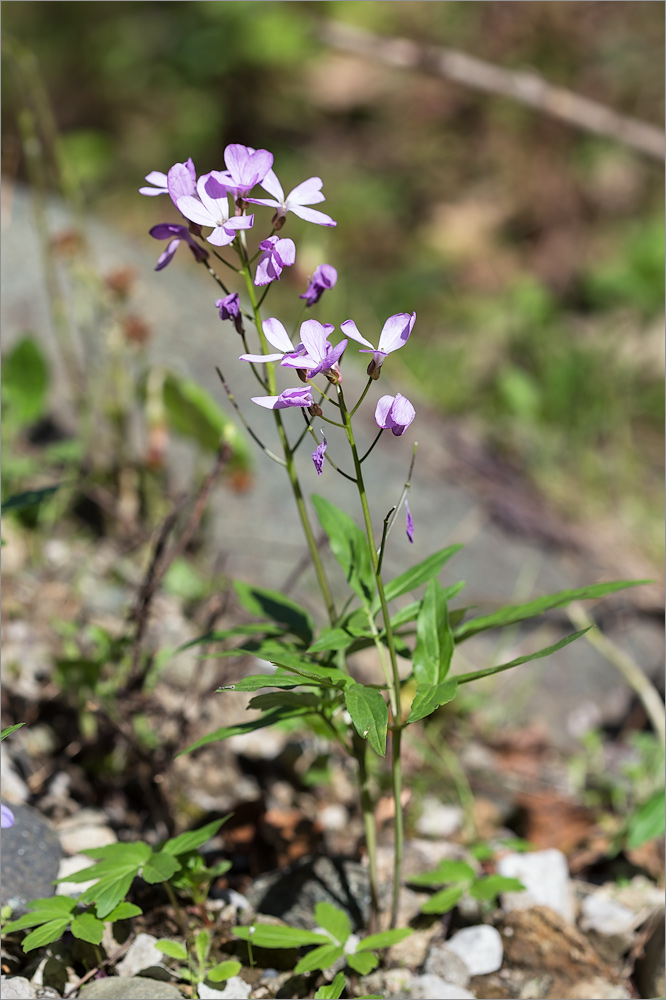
(142, 142, 417, 489)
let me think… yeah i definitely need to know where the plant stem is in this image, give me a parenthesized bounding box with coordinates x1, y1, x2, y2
(337, 386, 405, 928)
(353, 731, 379, 933)
(164, 880, 188, 938)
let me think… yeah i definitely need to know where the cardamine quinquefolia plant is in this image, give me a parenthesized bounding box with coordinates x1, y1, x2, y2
(142, 144, 645, 930)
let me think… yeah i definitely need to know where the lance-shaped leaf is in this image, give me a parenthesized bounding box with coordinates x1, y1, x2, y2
(454, 580, 651, 642)
(344, 682, 388, 757)
(233, 924, 329, 948)
(375, 545, 462, 611)
(308, 625, 372, 653)
(178, 706, 308, 756)
(248, 690, 327, 711)
(406, 678, 458, 725)
(312, 495, 375, 606)
(412, 580, 454, 685)
(220, 673, 315, 693)
(454, 628, 591, 686)
(234, 581, 314, 643)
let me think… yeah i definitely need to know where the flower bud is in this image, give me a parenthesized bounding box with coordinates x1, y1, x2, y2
(308, 403, 323, 417)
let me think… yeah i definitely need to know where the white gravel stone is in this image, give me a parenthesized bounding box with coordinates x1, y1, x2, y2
(497, 848, 575, 923)
(197, 977, 251, 999)
(424, 944, 472, 986)
(58, 822, 117, 856)
(115, 932, 168, 978)
(445, 924, 503, 975)
(580, 893, 637, 936)
(0, 976, 37, 999)
(407, 974, 477, 999)
(317, 802, 348, 831)
(55, 854, 99, 897)
(416, 799, 464, 839)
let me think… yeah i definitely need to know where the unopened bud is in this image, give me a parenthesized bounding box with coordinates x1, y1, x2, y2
(308, 404, 323, 417)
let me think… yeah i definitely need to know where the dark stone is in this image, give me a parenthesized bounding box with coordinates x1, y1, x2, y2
(244, 854, 370, 931)
(1, 802, 62, 917)
(77, 978, 183, 1000)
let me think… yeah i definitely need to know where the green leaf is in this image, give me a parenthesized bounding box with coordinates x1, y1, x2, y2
(314, 901, 351, 946)
(406, 678, 458, 725)
(627, 788, 666, 849)
(1, 722, 25, 740)
(1, 485, 62, 513)
(21, 918, 71, 951)
(408, 860, 475, 887)
(70, 911, 104, 944)
(268, 654, 348, 687)
(347, 950, 378, 974)
(420, 884, 465, 914)
(455, 629, 591, 686)
(178, 707, 307, 755)
(356, 927, 412, 951)
(219, 673, 302, 693)
(2, 336, 49, 424)
(248, 690, 327, 711)
(233, 924, 329, 948)
(207, 959, 242, 982)
(294, 943, 344, 975)
(308, 626, 370, 653)
(155, 939, 189, 962)
(178, 623, 286, 653)
(315, 972, 346, 1000)
(163, 817, 230, 857)
(195, 928, 210, 969)
(470, 875, 525, 901)
(378, 545, 463, 609)
(312, 495, 375, 606)
(2, 898, 77, 935)
(142, 850, 181, 884)
(103, 902, 142, 921)
(78, 873, 137, 919)
(163, 371, 247, 457)
(413, 580, 454, 684)
(454, 581, 652, 641)
(344, 683, 388, 757)
(234, 581, 314, 643)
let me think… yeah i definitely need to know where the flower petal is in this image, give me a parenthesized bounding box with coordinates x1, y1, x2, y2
(167, 162, 197, 204)
(287, 176, 325, 206)
(341, 320, 374, 350)
(312, 433, 327, 476)
(177, 195, 216, 228)
(288, 204, 337, 227)
(239, 352, 285, 363)
(377, 312, 415, 355)
(155, 239, 181, 271)
(263, 318, 295, 353)
(375, 395, 394, 429)
(258, 168, 284, 202)
(299, 320, 330, 362)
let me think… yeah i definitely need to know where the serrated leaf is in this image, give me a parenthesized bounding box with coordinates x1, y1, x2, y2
(347, 950, 378, 974)
(21, 918, 71, 951)
(315, 972, 346, 1000)
(178, 707, 307, 756)
(356, 927, 412, 951)
(2, 898, 76, 935)
(142, 850, 181, 884)
(163, 817, 230, 857)
(79, 873, 137, 919)
(470, 875, 525, 900)
(71, 911, 104, 944)
(406, 678, 458, 725)
(103, 902, 142, 921)
(207, 959, 242, 982)
(378, 545, 463, 609)
(294, 943, 344, 974)
(314, 901, 351, 946)
(455, 580, 651, 641)
(234, 581, 314, 643)
(233, 924, 329, 948)
(420, 884, 465, 914)
(409, 860, 475, 887)
(344, 683, 388, 757)
(156, 939, 189, 962)
(455, 629, 591, 686)
(312, 495, 375, 606)
(413, 580, 454, 684)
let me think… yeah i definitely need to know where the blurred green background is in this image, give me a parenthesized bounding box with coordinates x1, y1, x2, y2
(2, 0, 664, 558)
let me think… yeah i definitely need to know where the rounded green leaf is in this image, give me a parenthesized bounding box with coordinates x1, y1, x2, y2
(207, 959, 242, 982)
(155, 939, 188, 962)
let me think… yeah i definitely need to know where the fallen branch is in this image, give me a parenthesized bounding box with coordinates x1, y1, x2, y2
(318, 20, 665, 161)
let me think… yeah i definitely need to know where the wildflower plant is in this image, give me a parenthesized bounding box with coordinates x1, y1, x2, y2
(141, 143, 647, 931)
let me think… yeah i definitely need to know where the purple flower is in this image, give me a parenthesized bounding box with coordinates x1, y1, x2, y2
(300, 265, 338, 306)
(139, 158, 196, 206)
(240, 317, 301, 364)
(255, 236, 296, 286)
(341, 312, 416, 378)
(246, 171, 336, 227)
(405, 500, 414, 543)
(280, 320, 347, 382)
(216, 293, 243, 334)
(312, 434, 327, 476)
(177, 173, 254, 247)
(251, 387, 314, 410)
(150, 223, 209, 270)
(218, 144, 274, 198)
(1, 803, 15, 829)
(375, 393, 416, 436)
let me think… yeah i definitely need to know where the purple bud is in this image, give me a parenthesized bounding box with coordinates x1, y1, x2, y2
(215, 293, 243, 334)
(312, 434, 327, 475)
(300, 264, 338, 307)
(405, 500, 414, 544)
(374, 393, 416, 436)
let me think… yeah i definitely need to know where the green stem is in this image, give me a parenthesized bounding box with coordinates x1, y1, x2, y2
(164, 880, 188, 938)
(353, 731, 380, 933)
(337, 385, 405, 928)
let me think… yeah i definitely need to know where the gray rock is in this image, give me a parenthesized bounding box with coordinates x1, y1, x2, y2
(115, 933, 170, 979)
(1, 803, 62, 917)
(243, 854, 369, 931)
(197, 979, 251, 1000)
(580, 892, 636, 937)
(445, 924, 503, 976)
(77, 977, 184, 1000)
(407, 974, 477, 999)
(497, 849, 575, 923)
(424, 944, 472, 987)
(0, 976, 38, 999)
